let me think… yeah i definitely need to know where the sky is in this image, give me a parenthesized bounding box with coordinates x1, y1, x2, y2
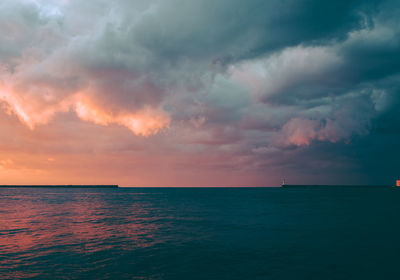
(0, 0, 399, 187)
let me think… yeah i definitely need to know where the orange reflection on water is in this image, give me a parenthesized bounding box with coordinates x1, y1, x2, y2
(0, 190, 161, 260)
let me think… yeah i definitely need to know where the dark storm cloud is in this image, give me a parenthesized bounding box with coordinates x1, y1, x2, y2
(66, 0, 374, 92)
(147, 0, 372, 60)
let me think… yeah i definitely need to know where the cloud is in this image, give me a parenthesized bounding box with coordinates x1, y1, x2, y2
(0, 0, 399, 185)
(75, 96, 170, 136)
(278, 118, 320, 147)
(232, 46, 343, 104)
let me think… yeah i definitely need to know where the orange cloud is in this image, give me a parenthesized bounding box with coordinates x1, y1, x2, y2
(0, 82, 71, 129)
(0, 84, 170, 136)
(74, 96, 170, 136)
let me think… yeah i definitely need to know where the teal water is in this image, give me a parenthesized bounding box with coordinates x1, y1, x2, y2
(1, 187, 400, 279)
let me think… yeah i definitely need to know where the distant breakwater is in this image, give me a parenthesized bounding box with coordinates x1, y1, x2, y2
(281, 185, 393, 188)
(0, 185, 119, 188)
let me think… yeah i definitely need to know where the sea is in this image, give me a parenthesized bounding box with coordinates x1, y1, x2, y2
(1, 187, 400, 280)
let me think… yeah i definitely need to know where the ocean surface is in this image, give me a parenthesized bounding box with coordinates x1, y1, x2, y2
(1, 187, 400, 280)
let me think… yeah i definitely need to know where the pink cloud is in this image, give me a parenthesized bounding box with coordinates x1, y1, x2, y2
(279, 118, 320, 147)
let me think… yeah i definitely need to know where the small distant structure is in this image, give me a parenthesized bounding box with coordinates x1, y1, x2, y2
(396, 180, 400, 187)
(281, 178, 286, 187)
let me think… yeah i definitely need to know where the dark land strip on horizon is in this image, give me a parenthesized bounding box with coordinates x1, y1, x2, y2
(0, 185, 119, 188)
(281, 184, 394, 188)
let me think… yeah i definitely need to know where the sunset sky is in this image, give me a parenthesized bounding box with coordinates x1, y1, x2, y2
(0, 0, 399, 186)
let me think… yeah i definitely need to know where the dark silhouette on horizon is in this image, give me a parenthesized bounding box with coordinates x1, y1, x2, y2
(0, 185, 119, 188)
